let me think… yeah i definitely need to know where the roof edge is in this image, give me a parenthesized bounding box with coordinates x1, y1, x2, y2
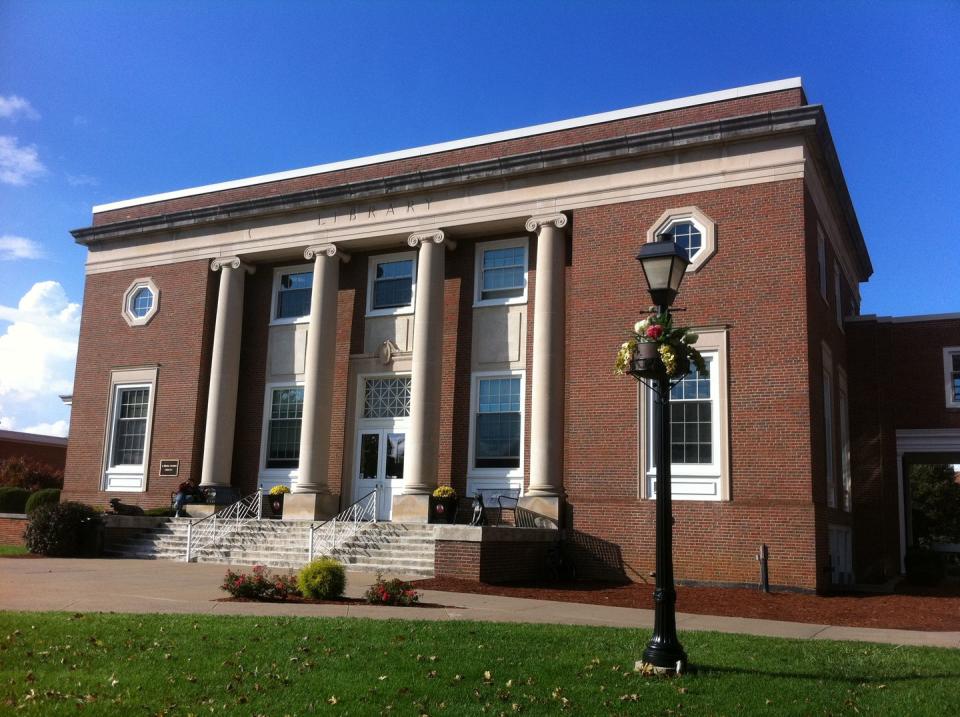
(92, 77, 802, 214)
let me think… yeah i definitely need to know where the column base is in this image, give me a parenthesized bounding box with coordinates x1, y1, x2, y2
(391, 494, 430, 523)
(518, 496, 563, 526)
(282, 493, 340, 521)
(201, 485, 239, 505)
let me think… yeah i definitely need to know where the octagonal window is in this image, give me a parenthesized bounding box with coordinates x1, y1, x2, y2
(122, 278, 160, 327)
(130, 286, 154, 318)
(646, 207, 717, 273)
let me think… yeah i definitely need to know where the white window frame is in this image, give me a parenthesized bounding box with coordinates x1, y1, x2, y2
(270, 264, 313, 326)
(366, 251, 417, 317)
(101, 366, 158, 492)
(121, 277, 160, 327)
(823, 343, 836, 508)
(643, 351, 725, 501)
(817, 223, 828, 302)
(474, 237, 529, 308)
(945, 346, 960, 409)
(467, 370, 525, 490)
(838, 368, 852, 512)
(258, 381, 305, 492)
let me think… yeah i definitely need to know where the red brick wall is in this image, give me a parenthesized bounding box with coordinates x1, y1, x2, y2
(0, 515, 27, 545)
(434, 539, 556, 583)
(0, 438, 67, 469)
(846, 315, 960, 581)
(61, 260, 215, 510)
(92, 89, 805, 227)
(563, 179, 823, 590)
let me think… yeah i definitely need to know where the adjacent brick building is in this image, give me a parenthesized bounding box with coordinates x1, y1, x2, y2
(61, 78, 960, 591)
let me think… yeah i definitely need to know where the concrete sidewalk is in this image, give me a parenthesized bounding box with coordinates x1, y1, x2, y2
(1, 557, 957, 650)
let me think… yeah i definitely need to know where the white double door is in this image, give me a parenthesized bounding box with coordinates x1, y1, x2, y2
(353, 426, 406, 520)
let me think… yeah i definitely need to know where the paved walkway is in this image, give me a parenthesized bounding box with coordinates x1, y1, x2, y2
(1, 557, 957, 649)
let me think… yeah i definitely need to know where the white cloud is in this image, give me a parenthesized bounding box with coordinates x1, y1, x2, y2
(22, 419, 69, 437)
(0, 95, 40, 121)
(0, 281, 79, 436)
(0, 235, 43, 261)
(0, 135, 46, 185)
(66, 173, 98, 187)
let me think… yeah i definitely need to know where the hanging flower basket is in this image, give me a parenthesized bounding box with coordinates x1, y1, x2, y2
(615, 312, 707, 382)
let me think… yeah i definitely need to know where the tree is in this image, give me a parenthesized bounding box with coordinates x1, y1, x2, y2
(909, 464, 960, 544)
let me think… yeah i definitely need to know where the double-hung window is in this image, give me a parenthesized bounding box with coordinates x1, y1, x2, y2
(642, 336, 728, 501)
(103, 367, 157, 492)
(823, 346, 837, 508)
(265, 387, 304, 469)
(272, 267, 313, 323)
(367, 252, 416, 315)
(472, 374, 523, 472)
(475, 238, 528, 306)
(945, 347, 960, 408)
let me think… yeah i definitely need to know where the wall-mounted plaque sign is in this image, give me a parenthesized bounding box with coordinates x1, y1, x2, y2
(159, 460, 180, 477)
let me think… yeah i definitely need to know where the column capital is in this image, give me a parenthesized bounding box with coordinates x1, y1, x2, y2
(525, 213, 569, 234)
(210, 256, 255, 274)
(407, 229, 456, 251)
(304, 243, 351, 263)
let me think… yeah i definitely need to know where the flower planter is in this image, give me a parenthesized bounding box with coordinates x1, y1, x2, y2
(630, 342, 663, 378)
(429, 496, 458, 524)
(269, 495, 284, 518)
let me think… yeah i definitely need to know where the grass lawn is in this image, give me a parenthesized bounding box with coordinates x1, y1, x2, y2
(0, 544, 28, 556)
(0, 613, 958, 715)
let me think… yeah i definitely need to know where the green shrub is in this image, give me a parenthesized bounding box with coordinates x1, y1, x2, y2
(25, 488, 60, 515)
(905, 546, 945, 586)
(0, 456, 63, 491)
(24, 502, 103, 557)
(0, 487, 30, 513)
(298, 557, 346, 600)
(144, 507, 173, 517)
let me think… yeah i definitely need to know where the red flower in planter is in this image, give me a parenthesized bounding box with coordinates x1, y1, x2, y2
(645, 324, 663, 340)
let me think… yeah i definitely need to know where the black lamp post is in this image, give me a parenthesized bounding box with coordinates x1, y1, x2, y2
(632, 233, 690, 674)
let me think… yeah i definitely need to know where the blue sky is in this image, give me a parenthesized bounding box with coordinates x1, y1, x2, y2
(0, 0, 958, 433)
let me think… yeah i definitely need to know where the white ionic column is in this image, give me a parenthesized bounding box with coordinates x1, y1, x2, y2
(525, 213, 568, 509)
(401, 230, 454, 500)
(294, 243, 349, 495)
(201, 256, 254, 496)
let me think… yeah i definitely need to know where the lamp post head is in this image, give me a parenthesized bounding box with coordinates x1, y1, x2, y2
(636, 233, 690, 308)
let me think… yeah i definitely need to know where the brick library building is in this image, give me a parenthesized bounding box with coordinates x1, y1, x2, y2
(62, 78, 960, 592)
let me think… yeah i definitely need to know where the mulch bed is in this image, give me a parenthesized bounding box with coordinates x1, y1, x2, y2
(0, 553, 44, 559)
(216, 596, 455, 609)
(411, 577, 960, 632)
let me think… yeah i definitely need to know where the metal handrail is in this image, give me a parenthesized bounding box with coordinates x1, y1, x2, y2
(307, 488, 377, 562)
(184, 488, 263, 562)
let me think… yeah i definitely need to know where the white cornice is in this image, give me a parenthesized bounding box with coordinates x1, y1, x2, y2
(92, 78, 802, 215)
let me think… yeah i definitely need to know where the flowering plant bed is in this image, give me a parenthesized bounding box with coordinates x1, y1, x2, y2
(614, 311, 706, 379)
(221, 565, 299, 600)
(364, 572, 421, 606)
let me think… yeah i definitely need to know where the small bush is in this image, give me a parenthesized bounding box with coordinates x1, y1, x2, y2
(25, 488, 60, 515)
(0, 456, 63, 491)
(432, 486, 457, 499)
(144, 507, 173, 517)
(905, 546, 945, 586)
(0, 487, 30, 513)
(221, 565, 299, 600)
(24, 501, 103, 556)
(364, 572, 420, 606)
(298, 557, 346, 600)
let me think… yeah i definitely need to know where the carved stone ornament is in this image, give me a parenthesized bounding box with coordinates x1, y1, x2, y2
(304, 243, 351, 263)
(210, 256, 255, 273)
(407, 229, 455, 250)
(378, 338, 400, 365)
(525, 213, 568, 233)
